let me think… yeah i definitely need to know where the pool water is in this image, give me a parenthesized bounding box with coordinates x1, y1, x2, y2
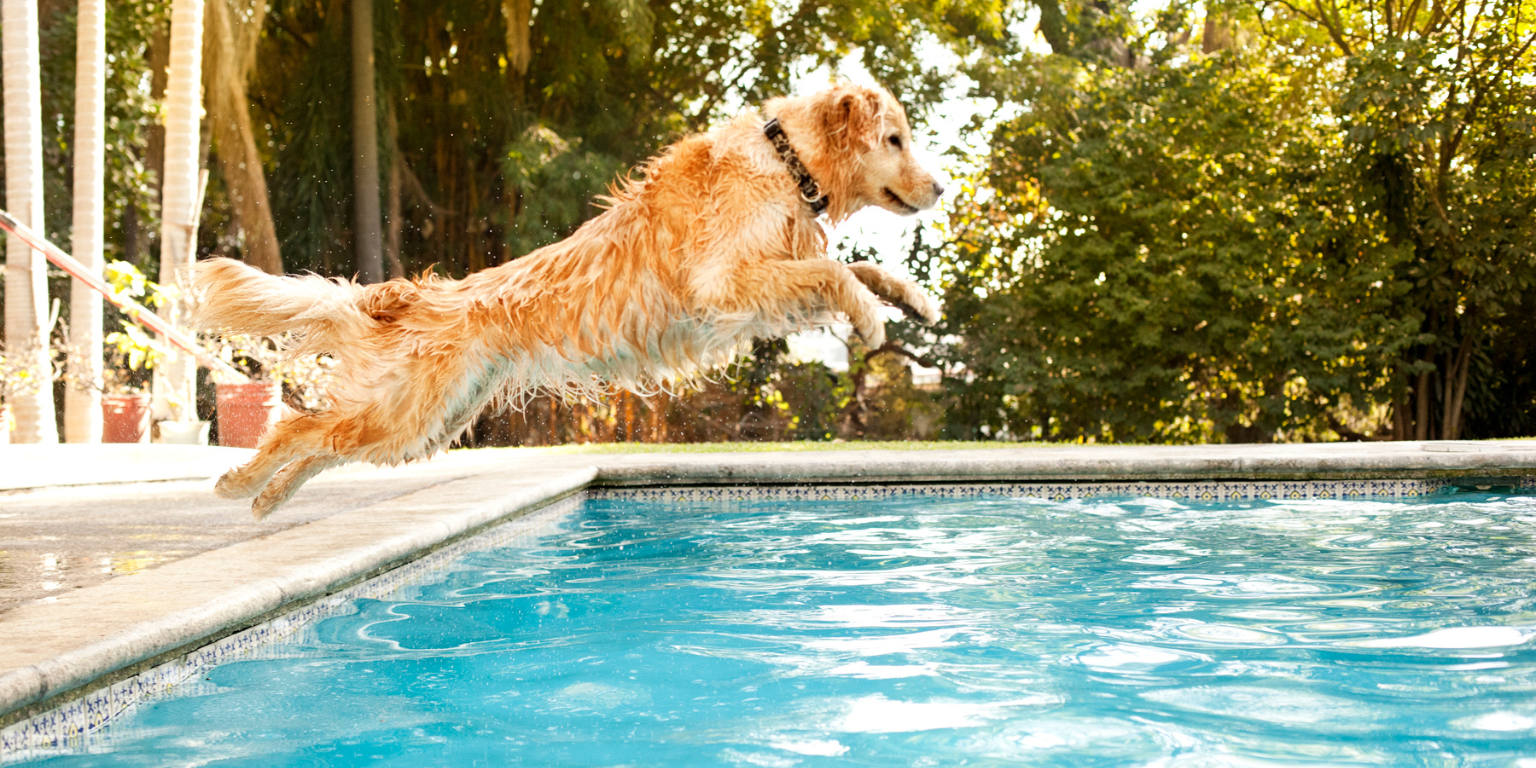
(25, 492, 1536, 766)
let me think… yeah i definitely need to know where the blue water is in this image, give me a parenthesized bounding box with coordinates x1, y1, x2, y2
(24, 492, 1536, 766)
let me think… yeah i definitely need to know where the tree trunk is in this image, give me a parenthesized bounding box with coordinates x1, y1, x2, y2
(502, 0, 532, 75)
(65, 0, 107, 443)
(154, 0, 206, 423)
(143, 22, 170, 261)
(1413, 368, 1431, 440)
(1391, 393, 1408, 440)
(647, 396, 662, 442)
(3, 0, 59, 444)
(352, 0, 383, 283)
(1446, 340, 1473, 440)
(205, 0, 282, 274)
(385, 153, 405, 278)
(1034, 0, 1074, 55)
(384, 99, 405, 279)
(1202, 13, 1234, 53)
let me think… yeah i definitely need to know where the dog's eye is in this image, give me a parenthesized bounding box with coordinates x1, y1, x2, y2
(887, 135, 903, 149)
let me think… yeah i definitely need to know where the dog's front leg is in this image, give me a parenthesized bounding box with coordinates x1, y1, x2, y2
(720, 260, 888, 348)
(845, 262, 940, 325)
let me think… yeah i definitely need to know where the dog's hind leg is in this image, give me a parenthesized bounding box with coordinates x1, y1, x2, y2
(249, 453, 344, 520)
(214, 410, 340, 500)
(215, 460, 279, 500)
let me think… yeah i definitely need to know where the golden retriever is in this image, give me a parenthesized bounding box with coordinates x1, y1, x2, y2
(193, 82, 943, 518)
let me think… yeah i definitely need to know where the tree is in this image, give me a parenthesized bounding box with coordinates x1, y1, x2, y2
(1293, 0, 1536, 439)
(64, 0, 108, 443)
(36, 1, 168, 273)
(153, 0, 205, 423)
(3, 0, 59, 444)
(928, 0, 1535, 442)
(205, 0, 282, 274)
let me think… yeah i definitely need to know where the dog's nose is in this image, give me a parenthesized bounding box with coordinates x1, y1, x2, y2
(932, 181, 945, 198)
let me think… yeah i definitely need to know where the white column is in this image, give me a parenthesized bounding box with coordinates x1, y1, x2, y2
(154, 0, 206, 423)
(65, 0, 107, 443)
(3, 0, 59, 444)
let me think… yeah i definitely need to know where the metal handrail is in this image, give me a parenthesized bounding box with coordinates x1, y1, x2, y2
(0, 208, 248, 382)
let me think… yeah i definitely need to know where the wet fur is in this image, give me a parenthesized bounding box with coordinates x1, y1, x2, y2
(193, 83, 942, 518)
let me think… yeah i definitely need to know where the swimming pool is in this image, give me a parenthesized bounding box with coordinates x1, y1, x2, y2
(14, 489, 1536, 765)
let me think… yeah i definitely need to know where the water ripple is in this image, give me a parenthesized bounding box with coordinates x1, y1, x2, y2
(37, 492, 1536, 767)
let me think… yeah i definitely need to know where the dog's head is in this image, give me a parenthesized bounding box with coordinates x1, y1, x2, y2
(766, 83, 944, 221)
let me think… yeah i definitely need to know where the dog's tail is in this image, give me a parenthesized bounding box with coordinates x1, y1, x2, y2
(191, 258, 374, 350)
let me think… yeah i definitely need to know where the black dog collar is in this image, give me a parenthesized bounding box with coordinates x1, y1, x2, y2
(763, 118, 830, 216)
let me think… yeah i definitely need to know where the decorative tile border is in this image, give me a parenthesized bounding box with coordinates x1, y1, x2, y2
(0, 493, 584, 764)
(6, 474, 1534, 762)
(588, 478, 1475, 504)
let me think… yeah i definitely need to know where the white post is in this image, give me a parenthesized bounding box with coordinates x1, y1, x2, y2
(154, 0, 206, 423)
(2, 0, 58, 444)
(65, 0, 107, 443)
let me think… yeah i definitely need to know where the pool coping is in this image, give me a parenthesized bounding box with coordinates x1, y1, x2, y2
(0, 445, 256, 491)
(3, 440, 1536, 742)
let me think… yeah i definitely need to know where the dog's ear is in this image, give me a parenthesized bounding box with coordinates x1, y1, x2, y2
(821, 87, 883, 153)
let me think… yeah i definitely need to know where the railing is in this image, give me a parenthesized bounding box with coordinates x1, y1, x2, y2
(0, 208, 249, 382)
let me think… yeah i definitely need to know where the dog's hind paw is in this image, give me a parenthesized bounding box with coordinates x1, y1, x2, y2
(250, 482, 296, 520)
(250, 497, 280, 521)
(214, 469, 262, 500)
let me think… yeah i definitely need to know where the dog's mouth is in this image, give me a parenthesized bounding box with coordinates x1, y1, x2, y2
(882, 188, 920, 215)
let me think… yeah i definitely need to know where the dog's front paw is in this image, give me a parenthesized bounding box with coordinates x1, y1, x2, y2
(847, 288, 888, 349)
(897, 287, 941, 326)
(855, 317, 887, 350)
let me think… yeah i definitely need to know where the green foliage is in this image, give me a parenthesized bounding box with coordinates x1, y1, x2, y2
(928, 0, 1536, 442)
(1332, 13, 1536, 438)
(259, 0, 358, 274)
(776, 360, 850, 440)
(99, 261, 172, 392)
(500, 126, 625, 257)
(36, 1, 168, 264)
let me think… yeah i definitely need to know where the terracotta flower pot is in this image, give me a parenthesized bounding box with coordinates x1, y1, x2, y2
(102, 393, 153, 443)
(216, 380, 282, 448)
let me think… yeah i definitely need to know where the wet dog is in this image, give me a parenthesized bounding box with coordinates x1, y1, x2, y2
(194, 82, 943, 518)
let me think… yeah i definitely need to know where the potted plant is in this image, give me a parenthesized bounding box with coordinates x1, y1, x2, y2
(99, 323, 160, 443)
(96, 261, 215, 445)
(207, 334, 333, 448)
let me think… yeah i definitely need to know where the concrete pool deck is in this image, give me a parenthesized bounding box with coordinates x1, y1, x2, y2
(3, 439, 1536, 730)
